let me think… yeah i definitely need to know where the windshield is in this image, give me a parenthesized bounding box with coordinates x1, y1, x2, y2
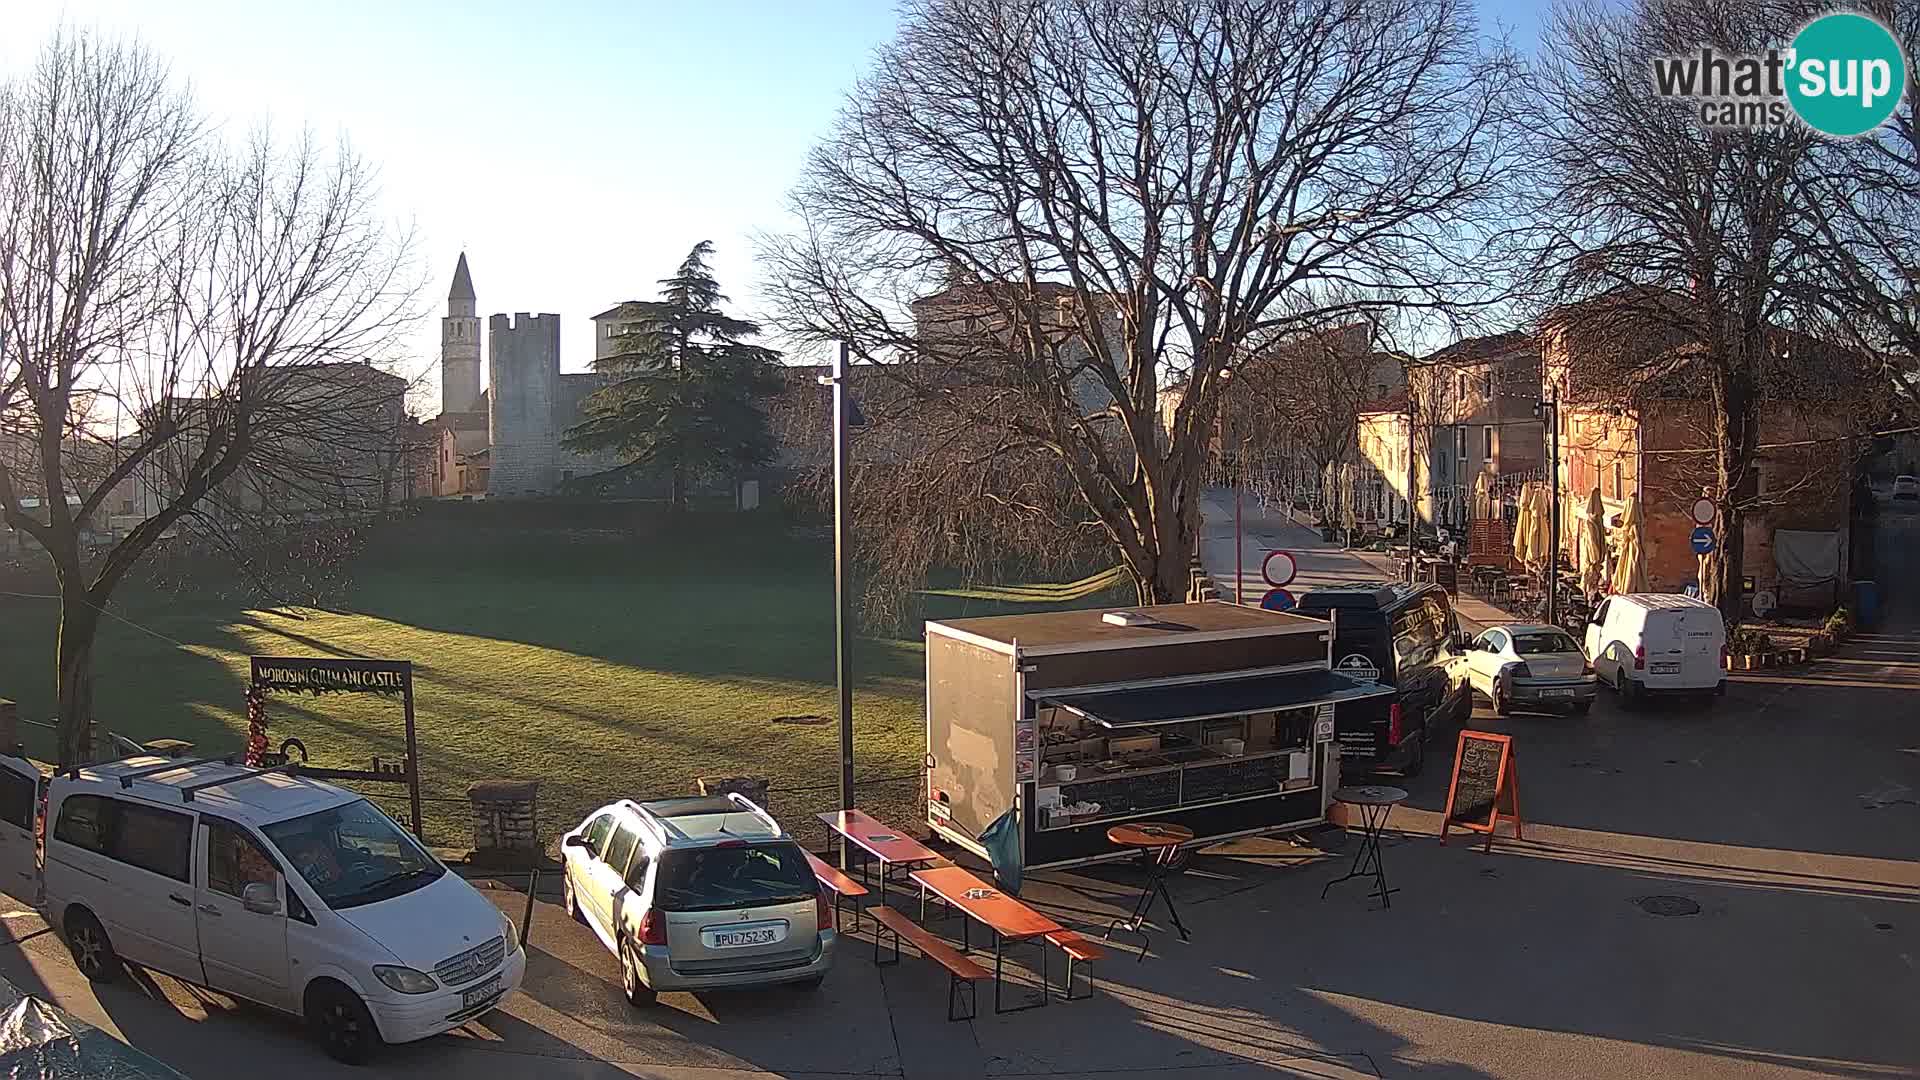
(654, 843, 816, 912)
(262, 799, 444, 910)
(1514, 631, 1580, 655)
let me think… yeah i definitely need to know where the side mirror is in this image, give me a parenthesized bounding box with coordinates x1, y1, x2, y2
(563, 834, 591, 850)
(242, 881, 281, 916)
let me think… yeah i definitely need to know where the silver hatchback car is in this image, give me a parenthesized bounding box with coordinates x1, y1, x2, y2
(559, 794, 835, 1004)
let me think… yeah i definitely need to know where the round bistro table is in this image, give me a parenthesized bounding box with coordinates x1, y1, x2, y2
(1322, 785, 1408, 909)
(1104, 822, 1194, 958)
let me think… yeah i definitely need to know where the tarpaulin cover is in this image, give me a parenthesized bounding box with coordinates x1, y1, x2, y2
(0, 974, 189, 1079)
(1774, 529, 1841, 588)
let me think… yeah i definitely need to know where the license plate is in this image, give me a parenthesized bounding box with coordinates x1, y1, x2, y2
(461, 975, 502, 1010)
(708, 927, 778, 949)
(1540, 687, 1574, 698)
(1651, 662, 1680, 674)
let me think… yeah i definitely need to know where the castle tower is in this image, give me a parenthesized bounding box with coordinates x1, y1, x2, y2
(488, 312, 561, 495)
(440, 253, 483, 414)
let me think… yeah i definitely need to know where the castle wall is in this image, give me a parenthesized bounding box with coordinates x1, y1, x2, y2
(488, 313, 561, 496)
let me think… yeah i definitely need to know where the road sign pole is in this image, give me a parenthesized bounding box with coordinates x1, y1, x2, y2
(832, 342, 855, 849)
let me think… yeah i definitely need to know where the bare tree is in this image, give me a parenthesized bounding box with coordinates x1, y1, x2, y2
(762, 0, 1518, 604)
(1513, 0, 1855, 625)
(0, 32, 418, 765)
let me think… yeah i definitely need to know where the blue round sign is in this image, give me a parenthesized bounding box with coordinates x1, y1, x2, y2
(1690, 526, 1716, 555)
(1260, 587, 1296, 612)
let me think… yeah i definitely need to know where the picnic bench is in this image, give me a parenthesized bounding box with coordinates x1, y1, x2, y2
(1044, 930, 1105, 1001)
(911, 864, 1063, 1013)
(870, 906, 989, 1021)
(804, 850, 869, 933)
(816, 809, 942, 906)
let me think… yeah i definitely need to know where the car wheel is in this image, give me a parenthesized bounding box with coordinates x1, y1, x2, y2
(1490, 678, 1511, 717)
(620, 939, 657, 1007)
(64, 909, 121, 984)
(562, 871, 583, 924)
(1620, 678, 1640, 708)
(1402, 729, 1427, 777)
(307, 982, 378, 1065)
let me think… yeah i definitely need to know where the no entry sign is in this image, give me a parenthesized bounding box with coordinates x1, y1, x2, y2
(1261, 550, 1297, 587)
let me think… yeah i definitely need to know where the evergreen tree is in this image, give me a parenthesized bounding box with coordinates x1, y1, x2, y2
(566, 242, 783, 511)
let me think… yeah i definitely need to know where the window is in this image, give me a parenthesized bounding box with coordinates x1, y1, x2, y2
(261, 799, 443, 910)
(1513, 630, 1581, 655)
(205, 819, 280, 899)
(0, 770, 34, 830)
(603, 823, 640, 877)
(53, 796, 194, 882)
(53, 795, 111, 854)
(1455, 427, 1467, 459)
(1484, 426, 1495, 460)
(625, 851, 650, 890)
(1457, 373, 1468, 402)
(1612, 460, 1623, 499)
(584, 813, 615, 855)
(655, 843, 816, 912)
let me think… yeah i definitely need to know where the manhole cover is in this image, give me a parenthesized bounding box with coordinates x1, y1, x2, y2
(1637, 895, 1701, 917)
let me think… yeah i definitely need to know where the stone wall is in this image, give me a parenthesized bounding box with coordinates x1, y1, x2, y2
(468, 779, 540, 866)
(488, 313, 561, 496)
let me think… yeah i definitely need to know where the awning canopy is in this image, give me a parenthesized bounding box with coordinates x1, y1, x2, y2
(1038, 670, 1393, 729)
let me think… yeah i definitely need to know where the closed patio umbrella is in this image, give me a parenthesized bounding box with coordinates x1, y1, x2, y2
(1512, 482, 1536, 565)
(1611, 493, 1646, 594)
(1581, 487, 1608, 596)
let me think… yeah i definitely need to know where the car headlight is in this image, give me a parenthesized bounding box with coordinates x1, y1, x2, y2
(372, 965, 438, 995)
(501, 909, 521, 954)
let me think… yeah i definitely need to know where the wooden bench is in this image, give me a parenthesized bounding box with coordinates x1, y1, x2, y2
(870, 906, 990, 1021)
(805, 851, 870, 933)
(1044, 930, 1105, 1001)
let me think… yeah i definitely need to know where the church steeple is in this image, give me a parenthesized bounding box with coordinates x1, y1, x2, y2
(440, 253, 483, 414)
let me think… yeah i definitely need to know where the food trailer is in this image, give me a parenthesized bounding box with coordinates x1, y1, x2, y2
(924, 601, 1393, 870)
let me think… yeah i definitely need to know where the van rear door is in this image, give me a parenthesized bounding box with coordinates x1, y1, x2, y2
(1672, 606, 1725, 684)
(0, 756, 40, 904)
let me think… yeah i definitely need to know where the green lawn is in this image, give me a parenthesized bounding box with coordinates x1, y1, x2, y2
(0, 510, 1123, 850)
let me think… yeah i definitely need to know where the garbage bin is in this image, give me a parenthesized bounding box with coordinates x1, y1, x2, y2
(1852, 580, 1881, 629)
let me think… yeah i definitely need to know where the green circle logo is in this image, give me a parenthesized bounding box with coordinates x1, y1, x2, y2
(1786, 13, 1906, 137)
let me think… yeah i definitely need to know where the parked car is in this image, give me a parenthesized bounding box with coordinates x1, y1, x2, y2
(1895, 475, 1920, 500)
(1462, 624, 1598, 715)
(1584, 592, 1728, 703)
(558, 794, 835, 1006)
(1293, 580, 1471, 778)
(0, 753, 523, 1064)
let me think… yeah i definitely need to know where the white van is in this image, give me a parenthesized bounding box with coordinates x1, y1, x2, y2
(1583, 593, 1728, 703)
(0, 753, 524, 1064)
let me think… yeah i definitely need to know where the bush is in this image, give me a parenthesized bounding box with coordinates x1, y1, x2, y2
(1823, 607, 1854, 640)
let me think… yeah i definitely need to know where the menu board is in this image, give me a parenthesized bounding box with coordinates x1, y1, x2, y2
(1181, 755, 1284, 804)
(1056, 769, 1180, 819)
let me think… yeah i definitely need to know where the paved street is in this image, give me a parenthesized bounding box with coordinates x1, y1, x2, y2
(0, 499, 1911, 1078)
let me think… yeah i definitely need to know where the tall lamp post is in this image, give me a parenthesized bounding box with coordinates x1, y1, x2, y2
(1534, 392, 1561, 626)
(820, 342, 862, 867)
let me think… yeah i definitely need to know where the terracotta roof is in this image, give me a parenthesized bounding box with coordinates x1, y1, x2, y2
(1422, 331, 1532, 366)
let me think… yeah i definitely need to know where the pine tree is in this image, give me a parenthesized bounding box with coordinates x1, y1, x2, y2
(565, 242, 783, 511)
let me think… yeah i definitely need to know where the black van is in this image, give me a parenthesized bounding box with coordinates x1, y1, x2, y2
(1292, 581, 1469, 778)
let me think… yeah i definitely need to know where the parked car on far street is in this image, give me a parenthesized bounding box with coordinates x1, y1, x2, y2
(1584, 593, 1728, 704)
(558, 794, 835, 1006)
(1894, 475, 1919, 500)
(1462, 624, 1597, 715)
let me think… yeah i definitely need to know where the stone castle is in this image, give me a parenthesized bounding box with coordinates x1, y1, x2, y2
(429, 254, 625, 497)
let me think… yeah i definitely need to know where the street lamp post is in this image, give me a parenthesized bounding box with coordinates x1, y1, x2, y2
(820, 342, 858, 868)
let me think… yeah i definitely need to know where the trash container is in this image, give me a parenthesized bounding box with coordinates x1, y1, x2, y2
(1852, 580, 1881, 629)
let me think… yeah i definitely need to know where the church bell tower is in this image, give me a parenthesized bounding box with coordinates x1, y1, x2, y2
(441, 253, 483, 414)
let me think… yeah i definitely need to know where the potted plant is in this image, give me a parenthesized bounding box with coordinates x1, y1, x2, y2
(1823, 607, 1853, 644)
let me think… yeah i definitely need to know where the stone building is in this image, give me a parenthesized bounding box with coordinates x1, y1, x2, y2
(424, 254, 621, 498)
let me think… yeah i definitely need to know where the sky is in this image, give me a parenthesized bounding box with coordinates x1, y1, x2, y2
(6, 0, 1551, 409)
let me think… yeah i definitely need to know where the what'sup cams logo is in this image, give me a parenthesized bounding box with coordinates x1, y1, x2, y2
(1652, 12, 1907, 136)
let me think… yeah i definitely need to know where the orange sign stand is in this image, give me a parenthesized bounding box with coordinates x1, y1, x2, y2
(1439, 731, 1522, 852)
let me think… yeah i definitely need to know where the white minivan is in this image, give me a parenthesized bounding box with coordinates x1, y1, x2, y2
(1584, 593, 1728, 703)
(0, 753, 525, 1064)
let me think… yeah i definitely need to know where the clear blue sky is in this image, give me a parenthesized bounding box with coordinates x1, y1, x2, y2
(6, 0, 1550, 403)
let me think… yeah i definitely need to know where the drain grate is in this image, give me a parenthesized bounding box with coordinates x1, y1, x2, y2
(1637, 894, 1702, 917)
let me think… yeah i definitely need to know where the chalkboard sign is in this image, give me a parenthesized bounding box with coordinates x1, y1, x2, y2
(1182, 755, 1283, 804)
(1440, 731, 1521, 850)
(1056, 768, 1180, 821)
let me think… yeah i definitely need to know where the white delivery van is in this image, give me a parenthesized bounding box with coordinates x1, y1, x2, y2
(1583, 593, 1728, 703)
(0, 753, 524, 1064)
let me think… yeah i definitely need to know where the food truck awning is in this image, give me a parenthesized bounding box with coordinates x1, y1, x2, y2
(1039, 670, 1394, 728)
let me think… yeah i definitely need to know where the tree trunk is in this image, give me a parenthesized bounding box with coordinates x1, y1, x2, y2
(55, 599, 99, 767)
(1704, 358, 1757, 629)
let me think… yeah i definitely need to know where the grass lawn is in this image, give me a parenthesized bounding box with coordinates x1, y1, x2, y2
(0, 509, 1124, 850)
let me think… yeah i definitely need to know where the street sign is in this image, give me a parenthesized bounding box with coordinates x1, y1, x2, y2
(1689, 497, 1716, 525)
(1261, 550, 1297, 587)
(1259, 587, 1296, 612)
(1690, 526, 1715, 554)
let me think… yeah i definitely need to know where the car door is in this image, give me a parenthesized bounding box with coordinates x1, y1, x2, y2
(1469, 629, 1508, 695)
(195, 817, 292, 1010)
(568, 812, 613, 919)
(0, 756, 41, 904)
(1585, 599, 1612, 675)
(587, 822, 640, 948)
(64, 796, 203, 981)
